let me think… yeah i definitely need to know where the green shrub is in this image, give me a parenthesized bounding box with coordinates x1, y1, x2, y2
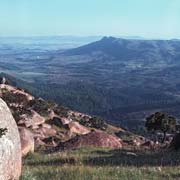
(28, 99, 55, 117)
(2, 91, 28, 105)
(80, 116, 107, 130)
(53, 105, 69, 118)
(145, 112, 176, 143)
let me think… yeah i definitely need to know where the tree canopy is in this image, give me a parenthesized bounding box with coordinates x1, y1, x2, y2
(145, 112, 176, 142)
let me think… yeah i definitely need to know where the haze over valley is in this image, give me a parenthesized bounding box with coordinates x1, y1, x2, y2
(1, 36, 180, 128)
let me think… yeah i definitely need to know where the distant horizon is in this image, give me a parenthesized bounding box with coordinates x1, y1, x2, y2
(0, 35, 180, 41)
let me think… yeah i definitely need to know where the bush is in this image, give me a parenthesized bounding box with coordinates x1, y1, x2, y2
(53, 105, 69, 118)
(145, 112, 176, 143)
(80, 116, 107, 130)
(28, 99, 55, 117)
(2, 91, 28, 105)
(10, 106, 32, 122)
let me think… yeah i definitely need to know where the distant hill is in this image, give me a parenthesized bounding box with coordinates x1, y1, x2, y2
(64, 36, 180, 65)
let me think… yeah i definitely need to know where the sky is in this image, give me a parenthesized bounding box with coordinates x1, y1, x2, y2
(0, 0, 180, 38)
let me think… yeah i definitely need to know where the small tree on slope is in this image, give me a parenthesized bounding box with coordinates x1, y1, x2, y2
(145, 112, 176, 143)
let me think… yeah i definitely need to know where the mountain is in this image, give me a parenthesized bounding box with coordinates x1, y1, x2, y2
(64, 36, 180, 65)
(2, 37, 180, 129)
(56, 37, 180, 126)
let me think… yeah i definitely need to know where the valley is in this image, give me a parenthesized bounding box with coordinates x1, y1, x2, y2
(1, 36, 180, 129)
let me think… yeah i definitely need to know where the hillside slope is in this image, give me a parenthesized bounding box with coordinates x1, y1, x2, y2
(0, 76, 134, 152)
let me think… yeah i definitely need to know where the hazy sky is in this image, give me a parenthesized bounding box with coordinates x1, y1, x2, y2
(1, 0, 180, 38)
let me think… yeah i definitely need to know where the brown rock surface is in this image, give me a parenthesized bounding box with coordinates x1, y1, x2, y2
(63, 130, 122, 150)
(37, 126, 57, 137)
(0, 84, 34, 101)
(60, 117, 72, 125)
(68, 121, 90, 135)
(0, 98, 21, 180)
(19, 127, 34, 157)
(20, 110, 45, 128)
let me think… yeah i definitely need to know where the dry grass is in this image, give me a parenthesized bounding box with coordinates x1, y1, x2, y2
(21, 147, 180, 180)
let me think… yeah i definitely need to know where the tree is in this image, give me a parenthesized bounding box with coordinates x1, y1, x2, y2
(145, 112, 176, 143)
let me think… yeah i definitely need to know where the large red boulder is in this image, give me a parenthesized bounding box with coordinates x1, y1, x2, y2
(19, 110, 45, 129)
(19, 127, 34, 157)
(63, 130, 122, 150)
(0, 98, 22, 180)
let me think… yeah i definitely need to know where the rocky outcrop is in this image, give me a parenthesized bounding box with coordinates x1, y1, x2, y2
(68, 121, 90, 135)
(34, 125, 57, 139)
(19, 127, 34, 157)
(19, 110, 45, 129)
(0, 81, 128, 152)
(0, 84, 34, 102)
(62, 130, 122, 150)
(60, 117, 72, 125)
(0, 98, 21, 180)
(47, 117, 68, 127)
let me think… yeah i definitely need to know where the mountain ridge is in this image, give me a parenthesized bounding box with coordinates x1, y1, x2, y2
(63, 36, 180, 65)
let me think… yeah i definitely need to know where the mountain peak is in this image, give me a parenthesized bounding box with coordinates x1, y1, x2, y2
(101, 36, 117, 41)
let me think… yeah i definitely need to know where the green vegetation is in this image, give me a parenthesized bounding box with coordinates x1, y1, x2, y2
(10, 106, 32, 123)
(145, 112, 176, 143)
(1, 71, 180, 130)
(80, 116, 107, 130)
(53, 105, 69, 118)
(1, 90, 28, 105)
(21, 148, 180, 180)
(28, 99, 55, 117)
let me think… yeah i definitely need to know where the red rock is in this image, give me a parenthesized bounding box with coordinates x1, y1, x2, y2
(68, 121, 90, 135)
(0, 84, 34, 101)
(35, 137, 46, 146)
(34, 126, 57, 139)
(63, 130, 122, 150)
(20, 110, 45, 128)
(19, 127, 34, 157)
(60, 117, 72, 125)
(41, 127, 57, 137)
(48, 110, 55, 119)
(42, 123, 52, 129)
